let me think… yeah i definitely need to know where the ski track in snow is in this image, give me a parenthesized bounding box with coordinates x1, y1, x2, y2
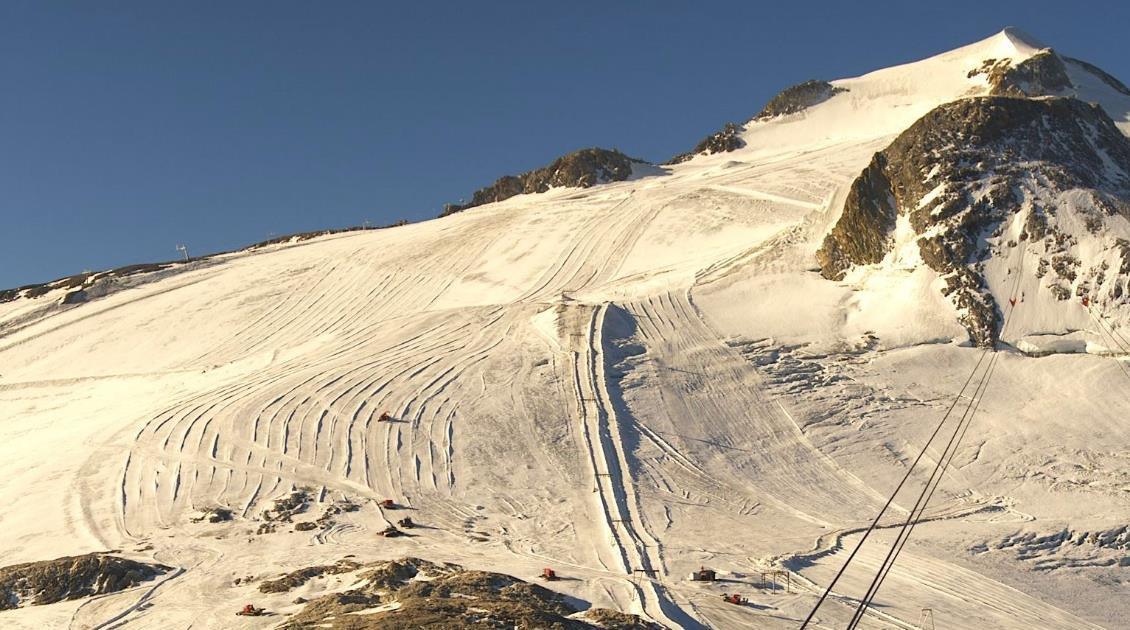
(5, 29, 1130, 629)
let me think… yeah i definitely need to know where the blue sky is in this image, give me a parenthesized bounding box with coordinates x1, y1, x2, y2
(3, 1, 1129, 288)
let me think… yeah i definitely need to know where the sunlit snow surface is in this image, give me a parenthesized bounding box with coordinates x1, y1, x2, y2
(2, 29, 1128, 629)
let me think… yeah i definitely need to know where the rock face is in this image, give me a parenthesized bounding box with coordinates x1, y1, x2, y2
(667, 122, 745, 164)
(818, 96, 1130, 345)
(971, 50, 1072, 97)
(666, 80, 849, 164)
(259, 559, 361, 594)
(755, 80, 846, 120)
(442, 148, 640, 216)
(0, 553, 170, 609)
(971, 47, 1130, 99)
(275, 557, 658, 629)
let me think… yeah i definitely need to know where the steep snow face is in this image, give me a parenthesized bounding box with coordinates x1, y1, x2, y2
(2, 30, 1130, 630)
(728, 29, 1044, 153)
(727, 28, 1130, 156)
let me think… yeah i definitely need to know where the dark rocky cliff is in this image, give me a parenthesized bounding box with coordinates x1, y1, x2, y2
(972, 47, 1130, 99)
(442, 148, 640, 216)
(0, 553, 170, 609)
(664, 80, 846, 165)
(818, 96, 1130, 345)
(755, 80, 846, 119)
(970, 50, 1072, 97)
(667, 122, 745, 164)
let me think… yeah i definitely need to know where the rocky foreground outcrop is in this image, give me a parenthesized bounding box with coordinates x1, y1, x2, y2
(818, 96, 1130, 345)
(441, 148, 641, 216)
(0, 553, 170, 609)
(271, 557, 658, 629)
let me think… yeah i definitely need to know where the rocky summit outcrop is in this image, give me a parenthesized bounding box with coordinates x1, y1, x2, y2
(275, 557, 658, 629)
(442, 148, 641, 216)
(970, 50, 1073, 97)
(755, 80, 846, 120)
(666, 122, 746, 164)
(818, 96, 1130, 345)
(0, 553, 170, 609)
(971, 47, 1130, 99)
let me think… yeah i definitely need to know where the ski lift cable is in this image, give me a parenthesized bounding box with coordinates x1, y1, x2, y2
(846, 347, 1004, 629)
(846, 245, 1028, 628)
(846, 354, 1000, 629)
(1084, 307, 1130, 385)
(799, 342, 994, 628)
(849, 248, 1027, 626)
(1084, 303, 1130, 353)
(867, 350, 1003, 609)
(802, 244, 1027, 629)
(1089, 303, 1130, 351)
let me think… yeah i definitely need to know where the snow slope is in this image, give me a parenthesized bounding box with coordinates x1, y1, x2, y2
(2, 29, 1128, 629)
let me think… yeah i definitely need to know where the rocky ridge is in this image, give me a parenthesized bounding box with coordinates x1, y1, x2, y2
(666, 122, 745, 164)
(755, 79, 846, 120)
(818, 95, 1130, 345)
(272, 557, 658, 629)
(972, 46, 1130, 99)
(0, 553, 170, 610)
(442, 148, 641, 216)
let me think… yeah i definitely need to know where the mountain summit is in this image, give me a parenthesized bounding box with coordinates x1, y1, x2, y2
(2, 30, 1130, 630)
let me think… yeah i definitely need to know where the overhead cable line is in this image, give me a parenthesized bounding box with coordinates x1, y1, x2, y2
(845, 246, 1027, 628)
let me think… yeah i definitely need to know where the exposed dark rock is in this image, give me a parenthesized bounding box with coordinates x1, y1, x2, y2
(970, 50, 1072, 97)
(61, 288, 88, 305)
(818, 96, 1130, 345)
(755, 80, 846, 120)
(278, 557, 657, 629)
(0, 262, 175, 305)
(814, 153, 897, 280)
(667, 122, 745, 164)
(582, 607, 662, 629)
(1117, 239, 1130, 275)
(257, 488, 313, 534)
(442, 148, 642, 216)
(0, 553, 169, 609)
(259, 559, 361, 593)
(971, 48, 1130, 102)
(356, 558, 434, 591)
(190, 506, 234, 524)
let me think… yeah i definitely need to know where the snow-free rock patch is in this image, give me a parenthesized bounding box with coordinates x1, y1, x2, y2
(0, 553, 170, 610)
(273, 557, 657, 629)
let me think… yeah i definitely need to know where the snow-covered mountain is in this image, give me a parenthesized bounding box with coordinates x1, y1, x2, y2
(2, 28, 1129, 629)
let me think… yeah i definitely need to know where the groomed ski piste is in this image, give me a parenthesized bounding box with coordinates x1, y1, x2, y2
(2, 29, 1129, 628)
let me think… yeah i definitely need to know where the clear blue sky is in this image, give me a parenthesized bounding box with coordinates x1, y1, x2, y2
(4, 1, 1129, 289)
